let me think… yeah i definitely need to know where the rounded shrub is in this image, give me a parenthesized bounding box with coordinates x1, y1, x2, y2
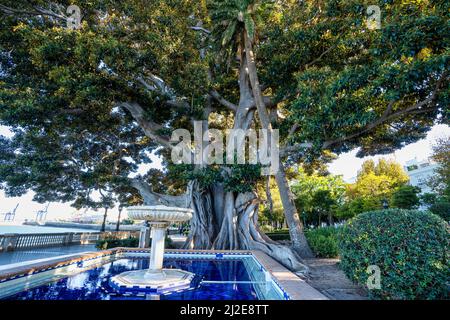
(338, 209, 449, 300)
(305, 227, 340, 258)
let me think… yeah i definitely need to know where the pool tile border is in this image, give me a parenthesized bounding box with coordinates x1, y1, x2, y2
(0, 248, 327, 300)
(251, 250, 327, 300)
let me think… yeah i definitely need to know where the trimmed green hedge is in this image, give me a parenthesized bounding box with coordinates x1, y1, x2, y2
(96, 237, 139, 250)
(338, 209, 449, 300)
(265, 231, 290, 241)
(96, 236, 174, 250)
(305, 227, 340, 258)
(265, 227, 340, 258)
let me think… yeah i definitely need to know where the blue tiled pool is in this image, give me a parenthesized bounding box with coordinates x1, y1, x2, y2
(0, 252, 288, 300)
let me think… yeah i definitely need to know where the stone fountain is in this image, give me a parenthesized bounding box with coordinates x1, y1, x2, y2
(110, 205, 193, 294)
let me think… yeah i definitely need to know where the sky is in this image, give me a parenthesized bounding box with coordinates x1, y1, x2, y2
(328, 124, 450, 182)
(0, 124, 449, 223)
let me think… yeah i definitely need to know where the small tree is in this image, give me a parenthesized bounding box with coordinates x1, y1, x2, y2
(258, 176, 285, 230)
(114, 184, 143, 232)
(421, 192, 438, 206)
(391, 185, 421, 209)
(428, 138, 450, 199)
(337, 159, 413, 217)
(292, 168, 345, 226)
(98, 190, 115, 232)
(339, 209, 449, 300)
(347, 158, 411, 211)
(310, 190, 337, 226)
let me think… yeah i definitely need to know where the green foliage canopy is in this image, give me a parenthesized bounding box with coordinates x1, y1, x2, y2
(428, 137, 450, 199)
(346, 158, 410, 213)
(292, 167, 346, 225)
(0, 0, 448, 209)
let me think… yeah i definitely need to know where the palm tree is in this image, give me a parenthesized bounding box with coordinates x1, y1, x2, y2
(209, 0, 313, 257)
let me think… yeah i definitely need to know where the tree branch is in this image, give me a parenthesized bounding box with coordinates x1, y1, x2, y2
(321, 74, 447, 150)
(136, 75, 194, 115)
(304, 45, 335, 69)
(304, 25, 348, 70)
(120, 102, 173, 149)
(190, 26, 211, 35)
(0, 3, 67, 22)
(280, 142, 313, 157)
(130, 178, 189, 208)
(136, 76, 178, 101)
(209, 90, 237, 112)
(288, 123, 300, 137)
(281, 73, 446, 157)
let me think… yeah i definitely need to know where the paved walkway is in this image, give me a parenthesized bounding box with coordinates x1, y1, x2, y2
(0, 244, 98, 266)
(304, 258, 368, 300)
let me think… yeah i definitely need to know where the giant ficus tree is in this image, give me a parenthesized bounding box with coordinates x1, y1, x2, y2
(0, 0, 448, 272)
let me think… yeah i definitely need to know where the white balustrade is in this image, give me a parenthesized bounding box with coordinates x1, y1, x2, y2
(0, 231, 139, 252)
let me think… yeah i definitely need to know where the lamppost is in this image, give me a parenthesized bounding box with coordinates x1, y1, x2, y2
(382, 199, 389, 209)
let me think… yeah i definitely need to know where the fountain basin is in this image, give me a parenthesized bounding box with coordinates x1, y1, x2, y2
(110, 269, 195, 294)
(127, 205, 193, 223)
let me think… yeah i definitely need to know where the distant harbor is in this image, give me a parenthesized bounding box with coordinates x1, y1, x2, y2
(0, 224, 91, 235)
(0, 221, 141, 235)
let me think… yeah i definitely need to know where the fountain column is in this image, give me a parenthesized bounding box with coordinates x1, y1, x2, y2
(110, 205, 194, 295)
(148, 222, 168, 271)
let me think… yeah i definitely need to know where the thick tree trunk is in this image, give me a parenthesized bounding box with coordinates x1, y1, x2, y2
(180, 32, 312, 270)
(183, 180, 308, 274)
(243, 31, 314, 258)
(183, 180, 215, 249)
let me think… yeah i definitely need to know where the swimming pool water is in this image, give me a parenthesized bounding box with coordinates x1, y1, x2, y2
(4, 257, 282, 300)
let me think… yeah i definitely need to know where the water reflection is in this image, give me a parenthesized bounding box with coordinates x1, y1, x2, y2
(66, 272, 89, 289)
(5, 258, 283, 300)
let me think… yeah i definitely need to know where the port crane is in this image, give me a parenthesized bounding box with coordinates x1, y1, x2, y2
(35, 203, 50, 224)
(3, 203, 19, 221)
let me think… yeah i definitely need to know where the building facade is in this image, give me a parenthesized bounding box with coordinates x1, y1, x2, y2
(403, 158, 439, 194)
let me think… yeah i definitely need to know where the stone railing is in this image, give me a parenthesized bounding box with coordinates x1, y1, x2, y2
(0, 231, 139, 253)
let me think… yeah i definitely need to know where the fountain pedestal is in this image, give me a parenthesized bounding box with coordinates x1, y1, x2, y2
(148, 222, 167, 271)
(110, 206, 194, 295)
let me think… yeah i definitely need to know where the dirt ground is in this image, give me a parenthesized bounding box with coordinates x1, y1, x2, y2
(303, 258, 368, 300)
